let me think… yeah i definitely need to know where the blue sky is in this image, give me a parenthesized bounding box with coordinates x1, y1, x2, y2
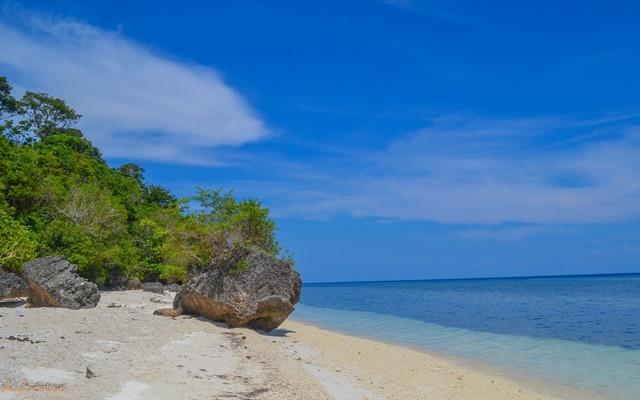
(1, 1, 640, 281)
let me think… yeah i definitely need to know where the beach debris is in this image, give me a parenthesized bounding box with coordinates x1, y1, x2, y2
(0, 269, 30, 300)
(2, 335, 45, 344)
(85, 367, 96, 378)
(149, 296, 171, 304)
(153, 308, 181, 317)
(22, 256, 100, 309)
(107, 303, 122, 308)
(156, 248, 301, 332)
(243, 388, 270, 397)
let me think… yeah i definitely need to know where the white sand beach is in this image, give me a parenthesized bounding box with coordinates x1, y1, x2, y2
(1, 290, 572, 400)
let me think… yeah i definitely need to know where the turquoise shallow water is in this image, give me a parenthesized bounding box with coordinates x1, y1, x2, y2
(293, 275, 640, 400)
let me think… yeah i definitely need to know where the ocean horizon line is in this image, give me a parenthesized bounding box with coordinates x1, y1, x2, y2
(304, 270, 640, 285)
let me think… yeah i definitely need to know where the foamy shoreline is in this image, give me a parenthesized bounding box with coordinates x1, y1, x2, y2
(0, 290, 585, 399)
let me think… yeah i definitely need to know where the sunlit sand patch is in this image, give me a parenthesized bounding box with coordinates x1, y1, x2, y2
(20, 367, 73, 386)
(303, 364, 384, 400)
(0, 392, 17, 400)
(107, 381, 149, 400)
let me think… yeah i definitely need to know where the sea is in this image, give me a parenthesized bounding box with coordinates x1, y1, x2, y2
(293, 274, 640, 400)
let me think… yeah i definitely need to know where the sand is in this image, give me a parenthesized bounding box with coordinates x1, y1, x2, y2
(0, 290, 567, 399)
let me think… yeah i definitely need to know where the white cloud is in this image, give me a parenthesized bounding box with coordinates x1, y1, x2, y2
(237, 114, 640, 225)
(0, 16, 268, 164)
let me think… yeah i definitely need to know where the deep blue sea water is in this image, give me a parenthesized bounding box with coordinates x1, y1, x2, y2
(293, 274, 640, 400)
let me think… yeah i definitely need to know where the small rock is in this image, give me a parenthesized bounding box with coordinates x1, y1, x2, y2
(0, 269, 29, 299)
(127, 278, 142, 290)
(85, 367, 96, 378)
(141, 282, 164, 294)
(164, 283, 182, 292)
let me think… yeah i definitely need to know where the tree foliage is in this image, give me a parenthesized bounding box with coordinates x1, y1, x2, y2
(191, 188, 279, 254)
(0, 207, 36, 271)
(16, 91, 81, 141)
(0, 77, 283, 285)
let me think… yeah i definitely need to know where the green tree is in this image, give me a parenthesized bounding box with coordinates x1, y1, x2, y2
(0, 76, 289, 285)
(16, 91, 81, 140)
(0, 77, 18, 118)
(0, 77, 18, 138)
(118, 163, 145, 185)
(191, 188, 279, 255)
(37, 183, 137, 284)
(143, 185, 177, 208)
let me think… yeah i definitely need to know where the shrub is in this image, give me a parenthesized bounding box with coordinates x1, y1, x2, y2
(0, 207, 36, 270)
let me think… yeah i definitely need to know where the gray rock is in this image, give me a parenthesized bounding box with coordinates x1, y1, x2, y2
(141, 282, 164, 294)
(0, 269, 30, 299)
(22, 256, 100, 309)
(164, 283, 182, 292)
(171, 248, 301, 332)
(127, 278, 142, 290)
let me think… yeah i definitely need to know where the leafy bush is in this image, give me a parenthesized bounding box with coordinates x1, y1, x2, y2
(0, 207, 36, 271)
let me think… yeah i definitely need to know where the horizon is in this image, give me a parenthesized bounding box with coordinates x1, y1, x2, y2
(304, 270, 640, 285)
(2, 1, 639, 282)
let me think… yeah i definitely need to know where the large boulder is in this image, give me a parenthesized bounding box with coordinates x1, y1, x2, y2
(169, 249, 301, 332)
(0, 269, 30, 299)
(22, 256, 100, 309)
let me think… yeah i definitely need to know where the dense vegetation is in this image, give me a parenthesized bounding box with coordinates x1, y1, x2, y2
(0, 76, 282, 286)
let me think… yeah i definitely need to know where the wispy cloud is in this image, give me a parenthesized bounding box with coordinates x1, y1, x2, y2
(0, 14, 268, 165)
(232, 113, 640, 225)
(456, 225, 551, 241)
(379, 0, 414, 10)
(378, 0, 472, 24)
